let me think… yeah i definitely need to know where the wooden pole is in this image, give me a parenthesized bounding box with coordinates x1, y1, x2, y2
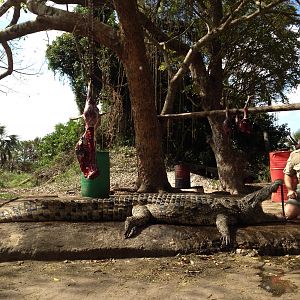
(158, 103, 300, 120)
(70, 112, 109, 121)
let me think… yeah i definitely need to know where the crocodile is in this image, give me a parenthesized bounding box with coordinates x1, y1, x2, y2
(0, 180, 284, 245)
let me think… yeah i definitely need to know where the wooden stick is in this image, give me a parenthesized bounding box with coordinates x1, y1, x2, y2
(70, 112, 109, 121)
(158, 103, 300, 120)
(70, 114, 83, 121)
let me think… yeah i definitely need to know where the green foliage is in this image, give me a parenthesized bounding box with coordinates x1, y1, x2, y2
(46, 5, 118, 113)
(14, 139, 40, 171)
(143, 1, 300, 110)
(37, 120, 83, 166)
(164, 117, 214, 166)
(46, 32, 123, 114)
(231, 113, 290, 181)
(292, 129, 300, 142)
(46, 34, 133, 147)
(46, 33, 89, 112)
(0, 192, 18, 200)
(0, 124, 19, 169)
(222, 6, 300, 106)
(164, 112, 290, 181)
(0, 169, 33, 188)
(257, 164, 272, 183)
(0, 125, 39, 173)
(285, 128, 300, 149)
(144, 0, 299, 183)
(43, 1, 299, 185)
(52, 160, 81, 185)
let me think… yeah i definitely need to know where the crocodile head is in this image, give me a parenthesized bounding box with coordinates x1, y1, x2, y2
(236, 180, 283, 224)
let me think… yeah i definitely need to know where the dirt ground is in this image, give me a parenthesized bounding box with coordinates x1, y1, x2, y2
(0, 150, 299, 299)
(0, 253, 299, 300)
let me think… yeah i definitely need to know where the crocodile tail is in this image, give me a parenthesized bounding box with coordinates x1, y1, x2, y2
(0, 198, 133, 222)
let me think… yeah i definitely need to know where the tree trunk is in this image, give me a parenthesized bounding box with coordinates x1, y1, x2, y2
(186, 1, 247, 194)
(190, 61, 247, 194)
(113, 0, 171, 192)
(190, 64, 247, 193)
(204, 74, 247, 194)
(207, 114, 247, 194)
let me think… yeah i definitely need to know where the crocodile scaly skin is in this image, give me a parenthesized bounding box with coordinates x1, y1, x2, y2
(0, 181, 283, 244)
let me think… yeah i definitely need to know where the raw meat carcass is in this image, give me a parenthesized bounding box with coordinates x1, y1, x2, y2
(75, 82, 99, 179)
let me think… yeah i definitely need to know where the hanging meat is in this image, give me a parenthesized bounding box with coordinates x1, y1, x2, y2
(230, 95, 253, 134)
(75, 81, 100, 179)
(238, 107, 252, 134)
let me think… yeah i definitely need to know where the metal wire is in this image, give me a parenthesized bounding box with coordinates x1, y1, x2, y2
(280, 183, 285, 219)
(87, 0, 95, 98)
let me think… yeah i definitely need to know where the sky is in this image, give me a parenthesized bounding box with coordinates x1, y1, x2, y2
(0, 31, 79, 140)
(0, 22, 299, 141)
(274, 85, 300, 134)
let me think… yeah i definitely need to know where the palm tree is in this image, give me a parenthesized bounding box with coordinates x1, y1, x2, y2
(0, 125, 19, 168)
(292, 130, 300, 143)
(286, 129, 300, 150)
(0, 125, 5, 137)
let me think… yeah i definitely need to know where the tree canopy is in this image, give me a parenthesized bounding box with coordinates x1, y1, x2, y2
(0, 1, 299, 193)
(0, 124, 18, 167)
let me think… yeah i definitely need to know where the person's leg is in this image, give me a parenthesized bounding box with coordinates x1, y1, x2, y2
(285, 200, 300, 219)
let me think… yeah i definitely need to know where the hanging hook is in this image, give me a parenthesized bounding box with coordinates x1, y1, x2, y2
(223, 107, 232, 135)
(238, 95, 253, 134)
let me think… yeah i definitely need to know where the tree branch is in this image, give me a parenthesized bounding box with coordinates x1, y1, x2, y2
(9, 3, 21, 26)
(138, 11, 207, 115)
(26, 0, 121, 55)
(138, 11, 189, 56)
(0, 19, 49, 42)
(0, 1, 121, 81)
(51, 0, 111, 8)
(0, 1, 121, 55)
(0, 41, 13, 80)
(0, 0, 22, 17)
(192, 3, 210, 30)
(229, 0, 287, 27)
(160, 0, 288, 115)
(158, 103, 300, 120)
(221, 0, 247, 25)
(144, 31, 174, 81)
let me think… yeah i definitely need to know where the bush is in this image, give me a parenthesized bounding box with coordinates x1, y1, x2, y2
(0, 170, 33, 188)
(37, 120, 84, 166)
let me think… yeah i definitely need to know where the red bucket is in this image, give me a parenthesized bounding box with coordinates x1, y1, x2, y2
(175, 164, 190, 188)
(269, 151, 297, 202)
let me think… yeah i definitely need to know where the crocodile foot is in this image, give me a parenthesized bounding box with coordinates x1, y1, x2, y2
(124, 205, 152, 238)
(220, 235, 231, 247)
(124, 217, 136, 238)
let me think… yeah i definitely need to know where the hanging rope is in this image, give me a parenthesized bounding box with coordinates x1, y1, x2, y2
(87, 0, 95, 91)
(75, 0, 100, 179)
